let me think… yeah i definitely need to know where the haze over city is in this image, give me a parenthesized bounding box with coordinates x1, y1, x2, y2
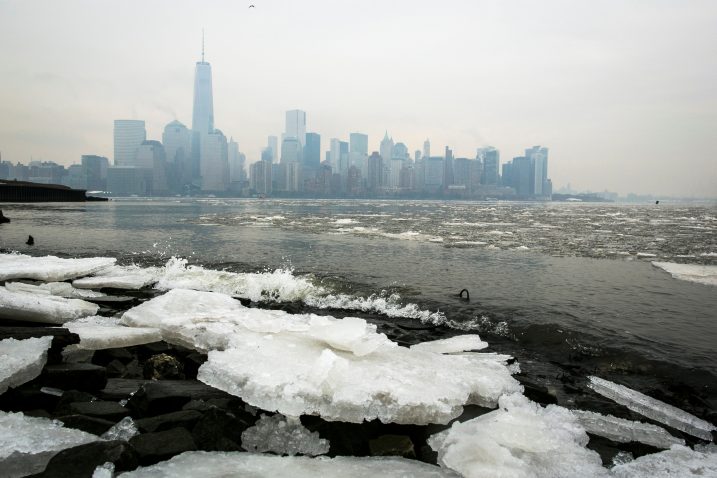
(1, 0, 716, 197)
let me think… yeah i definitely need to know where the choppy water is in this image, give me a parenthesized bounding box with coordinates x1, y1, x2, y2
(1, 198, 716, 425)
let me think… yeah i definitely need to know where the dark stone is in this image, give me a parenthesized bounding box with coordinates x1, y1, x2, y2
(106, 359, 127, 378)
(135, 410, 204, 433)
(56, 414, 115, 435)
(93, 348, 135, 366)
(122, 359, 144, 379)
(97, 378, 149, 402)
(126, 380, 235, 417)
(32, 440, 139, 477)
(41, 363, 107, 391)
(68, 401, 130, 421)
(369, 434, 416, 458)
(54, 390, 97, 415)
(182, 399, 213, 412)
(0, 385, 62, 412)
(136, 341, 173, 357)
(23, 409, 53, 419)
(0, 327, 80, 364)
(143, 353, 184, 380)
(183, 352, 207, 379)
(0, 210, 10, 223)
(191, 407, 248, 452)
(129, 428, 196, 466)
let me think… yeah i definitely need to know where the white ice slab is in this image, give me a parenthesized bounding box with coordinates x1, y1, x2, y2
(117, 451, 455, 477)
(571, 409, 684, 449)
(611, 444, 717, 478)
(0, 286, 99, 324)
(652, 262, 717, 286)
(241, 414, 330, 456)
(588, 376, 716, 441)
(0, 336, 53, 394)
(410, 335, 489, 354)
(5, 281, 106, 299)
(73, 265, 160, 290)
(428, 394, 608, 478)
(65, 316, 162, 350)
(0, 411, 97, 478)
(0, 253, 115, 282)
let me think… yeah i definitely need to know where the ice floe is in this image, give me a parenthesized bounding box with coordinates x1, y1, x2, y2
(571, 409, 685, 449)
(651, 262, 717, 286)
(611, 444, 717, 477)
(4, 281, 106, 299)
(428, 394, 607, 478)
(0, 336, 53, 394)
(0, 253, 115, 282)
(0, 411, 97, 478)
(0, 286, 99, 324)
(588, 376, 716, 441)
(65, 316, 162, 350)
(410, 335, 489, 354)
(73, 264, 161, 290)
(118, 451, 455, 477)
(240, 414, 330, 456)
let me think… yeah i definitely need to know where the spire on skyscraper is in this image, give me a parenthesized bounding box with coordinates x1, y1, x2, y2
(201, 29, 205, 62)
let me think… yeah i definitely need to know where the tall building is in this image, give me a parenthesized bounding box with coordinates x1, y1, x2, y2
(267, 136, 278, 163)
(480, 147, 500, 185)
(191, 39, 214, 134)
(81, 155, 109, 191)
(423, 139, 431, 160)
(280, 137, 302, 164)
(162, 120, 192, 190)
(525, 146, 549, 196)
(113, 120, 146, 167)
(380, 131, 394, 165)
(367, 152, 383, 192)
(303, 132, 321, 174)
(228, 138, 245, 185)
(285, 110, 306, 146)
(200, 130, 229, 192)
(349, 133, 368, 155)
(444, 146, 454, 189)
(329, 138, 342, 171)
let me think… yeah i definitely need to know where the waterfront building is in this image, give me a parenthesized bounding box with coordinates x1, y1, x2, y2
(303, 132, 321, 174)
(424, 156, 444, 191)
(81, 155, 109, 191)
(113, 120, 146, 167)
(200, 130, 229, 192)
(423, 139, 430, 160)
(267, 136, 278, 163)
(285, 110, 306, 147)
(349, 133, 368, 155)
(367, 152, 383, 193)
(481, 147, 500, 185)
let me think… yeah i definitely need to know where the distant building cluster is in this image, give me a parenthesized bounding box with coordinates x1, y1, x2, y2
(0, 50, 552, 200)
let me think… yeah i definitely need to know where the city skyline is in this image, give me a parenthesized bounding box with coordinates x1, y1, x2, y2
(1, 0, 716, 197)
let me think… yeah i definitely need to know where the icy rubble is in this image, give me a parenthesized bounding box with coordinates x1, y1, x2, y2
(120, 289, 521, 424)
(0, 336, 53, 394)
(410, 335, 489, 354)
(588, 376, 716, 441)
(240, 414, 330, 456)
(611, 444, 717, 477)
(651, 262, 717, 287)
(118, 451, 456, 477)
(73, 264, 161, 290)
(571, 409, 685, 449)
(65, 316, 162, 350)
(0, 411, 97, 478)
(101, 416, 140, 442)
(4, 281, 106, 299)
(0, 286, 99, 324)
(427, 394, 608, 478)
(0, 253, 115, 282)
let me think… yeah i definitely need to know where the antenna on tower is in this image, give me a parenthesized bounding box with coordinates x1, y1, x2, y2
(202, 28, 205, 62)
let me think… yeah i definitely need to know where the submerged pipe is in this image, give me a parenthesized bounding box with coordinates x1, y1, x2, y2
(458, 289, 470, 300)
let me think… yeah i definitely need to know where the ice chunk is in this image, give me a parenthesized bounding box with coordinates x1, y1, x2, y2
(117, 451, 455, 477)
(651, 262, 717, 287)
(410, 335, 489, 354)
(428, 394, 608, 478)
(611, 444, 717, 477)
(65, 316, 162, 350)
(0, 411, 97, 478)
(101, 416, 139, 441)
(241, 414, 330, 456)
(571, 409, 684, 449)
(93, 462, 115, 478)
(0, 286, 99, 324)
(0, 253, 115, 282)
(0, 336, 53, 394)
(588, 376, 716, 441)
(5, 281, 106, 299)
(73, 264, 160, 290)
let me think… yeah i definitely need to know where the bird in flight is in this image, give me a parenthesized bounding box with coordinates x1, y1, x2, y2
(249, 4, 255, 7)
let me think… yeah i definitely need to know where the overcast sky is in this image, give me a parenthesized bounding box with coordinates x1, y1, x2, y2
(1, 0, 716, 196)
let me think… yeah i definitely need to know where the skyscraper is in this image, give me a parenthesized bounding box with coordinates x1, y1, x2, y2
(303, 132, 321, 173)
(423, 139, 431, 160)
(191, 36, 214, 134)
(200, 130, 229, 192)
(349, 133, 368, 155)
(285, 110, 306, 147)
(267, 136, 278, 163)
(113, 120, 146, 167)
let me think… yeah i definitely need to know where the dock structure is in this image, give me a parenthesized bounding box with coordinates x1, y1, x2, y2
(0, 179, 104, 202)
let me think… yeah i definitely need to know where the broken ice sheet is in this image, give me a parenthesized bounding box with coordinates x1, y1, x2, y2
(0, 336, 53, 394)
(571, 409, 684, 449)
(588, 376, 716, 441)
(73, 264, 161, 290)
(0, 411, 97, 478)
(117, 451, 456, 477)
(101, 416, 139, 442)
(0, 253, 115, 282)
(4, 281, 106, 299)
(241, 414, 329, 456)
(428, 393, 608, 478)
(65, 316, 162, 350)
(0, 286, 99, 324)
(611, 444, 717, 477)
(409, 334, 489, 354)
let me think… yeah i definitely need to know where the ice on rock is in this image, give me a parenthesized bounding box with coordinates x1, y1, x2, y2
(5, 281, 106, 299)
(0, 336, 53, 394)
(73, 264, 161, 290)
(93, 462, 115, 478)
(117, 451, 456, 477)
(101, 416, 140, 442)
(571, 409, 685, 449)
(611, 444, 717, 477)
(410, 335, 489, 354)
(0, 286, 99, 324)
(588, 376, 716, 441)
(427, 394, 608, 478)
(0, 411, 97, 478)
(65, 316, 162, 350)
(651, 262, 717, 287)
(0, 253, 115, 282)
(241, 414, 330, 456)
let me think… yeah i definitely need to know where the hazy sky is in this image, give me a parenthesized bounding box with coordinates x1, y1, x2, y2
(1, 0, 716, 196)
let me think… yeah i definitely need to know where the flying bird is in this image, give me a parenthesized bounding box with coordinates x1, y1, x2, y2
(249, 4, 255, 7)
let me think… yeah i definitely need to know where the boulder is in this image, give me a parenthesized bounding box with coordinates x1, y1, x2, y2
(41, 363, 107, 391)
(31, 440, 139, 477)
(129, 427, 196, 466)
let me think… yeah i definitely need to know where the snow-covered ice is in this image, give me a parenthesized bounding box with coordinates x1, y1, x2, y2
(611, 444, 717, 477)
(0, 411, 97, 478)
(4, 281, 106, 300)
(410, 335, 489, 354)
(73, 264, 161, 290)
(117, 451, 456, 477)
(241, 414, 330, 456)
(65, 316, 162, 350)
(571, 409, 684, 449)
(651, 262, 717, 287)
(588, 376, 716, 441)
(0, 336, 53, 394)
(427, 394, 608, 478)
(0, 253, 115, 282)
(101, 416, 140, 441)
(93, 462, 115, 478)
(0, 286, 99, 324)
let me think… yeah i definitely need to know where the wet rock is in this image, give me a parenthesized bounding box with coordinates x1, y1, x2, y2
(0, 327, 80, 364)
(0, 385, 62, 412)
(126, 380, 234, 417)
(0, 210, 10, 224)
(183, 352, 207, 379)
(96, 378, 149, 402)
(191, 407, 249, 451)
(105, 359, 126, 378)
(122, 359, 144, 379)
(129, 427, 196, 466)
(31, 440, 139, 477)
(135, 410, 203, 433)
(68, 401, 130, 422)
(93, 347, 135, 366)
(41, 363, 107, 391)
(143, 353, 184, 380)
(55, 414, 115, 435)
(54, 390, 97, 415)
(369, 434, 416, 458)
